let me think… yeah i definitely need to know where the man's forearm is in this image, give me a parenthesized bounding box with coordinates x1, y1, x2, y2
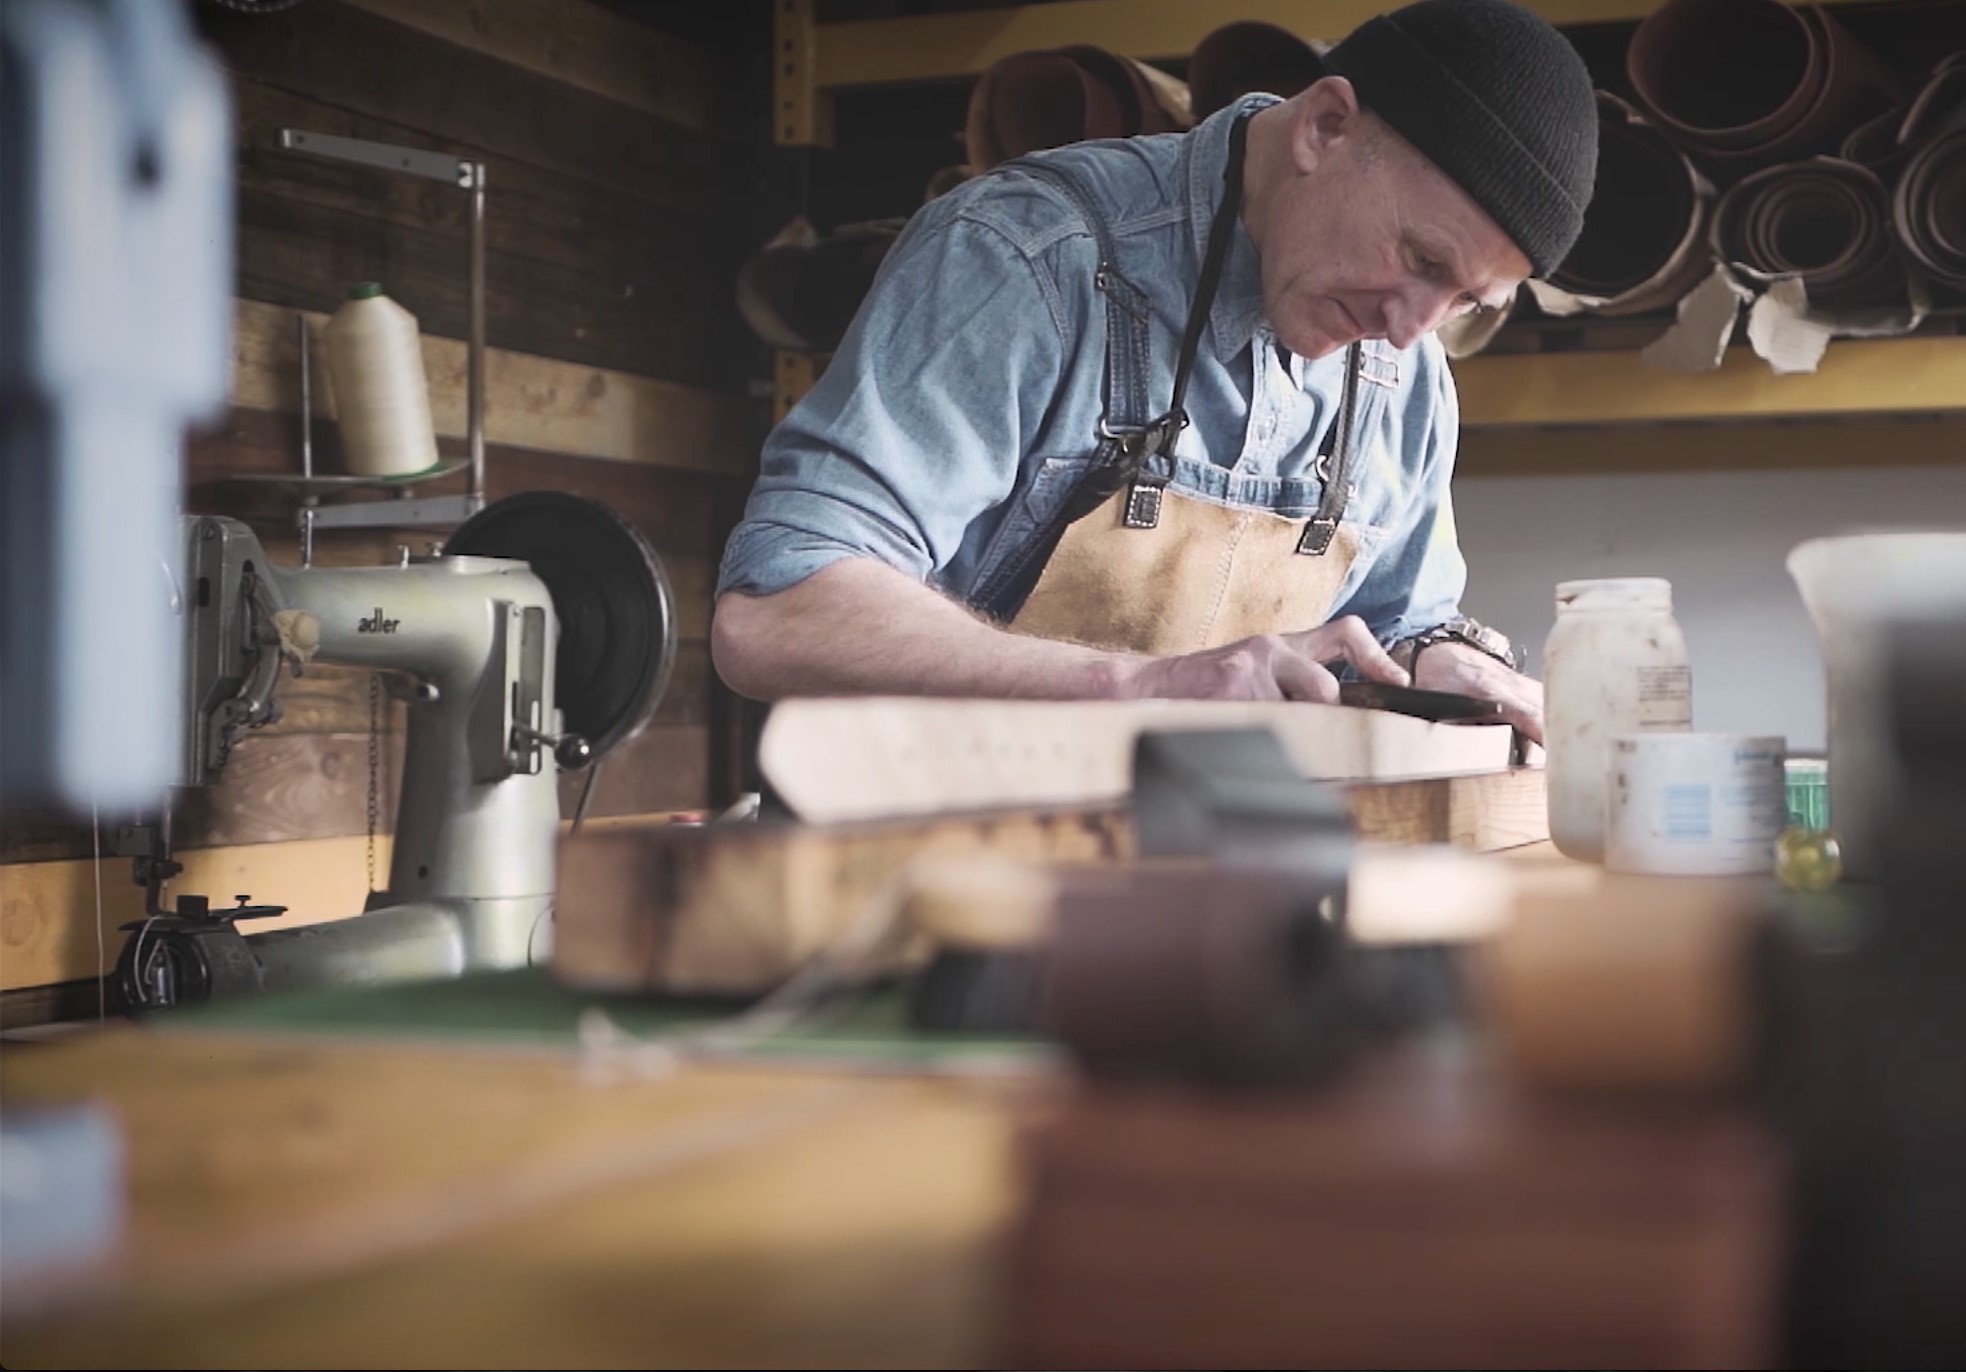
(712, 558, 1134, 701)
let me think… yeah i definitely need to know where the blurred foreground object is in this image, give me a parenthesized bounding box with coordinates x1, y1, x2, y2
(0, 0, 232, 809)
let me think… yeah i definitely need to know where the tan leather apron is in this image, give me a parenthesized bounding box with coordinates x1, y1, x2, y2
(976, 113, 1378, 658)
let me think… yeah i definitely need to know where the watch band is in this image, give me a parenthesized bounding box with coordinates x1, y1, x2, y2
(1405, 617, 1522, 675)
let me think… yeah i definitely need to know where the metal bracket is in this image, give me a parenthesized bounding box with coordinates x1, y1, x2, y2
(773, 0, 835, 148)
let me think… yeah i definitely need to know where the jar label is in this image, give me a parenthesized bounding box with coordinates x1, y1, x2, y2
(1636, 664, 1694, 726)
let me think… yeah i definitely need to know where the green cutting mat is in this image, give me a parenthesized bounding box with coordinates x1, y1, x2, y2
(163, 968, 1052, 1070)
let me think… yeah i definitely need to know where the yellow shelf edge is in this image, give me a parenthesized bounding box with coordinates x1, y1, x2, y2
(1455, 336, 1966, 428)
(812, 0, 1904, 89)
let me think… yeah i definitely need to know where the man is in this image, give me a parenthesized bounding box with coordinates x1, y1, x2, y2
(713, 0, 1597, 744)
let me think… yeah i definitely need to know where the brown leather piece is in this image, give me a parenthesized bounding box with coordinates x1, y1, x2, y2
(1888, 55, 1966, 290)
(1548, 92, 1714, 310)
(1186, 21, 1327, 122)
(1041, 867, 1348, 1087)
(1628, 0, 1899, 169)
(734, 215, 903, 352)
(1711, 156, 1906, 309)
(965, 45, 1192, 173)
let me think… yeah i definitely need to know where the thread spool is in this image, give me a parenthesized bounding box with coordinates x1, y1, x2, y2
(1606, 733, 1787, 876)
(323, 282, 442, 478)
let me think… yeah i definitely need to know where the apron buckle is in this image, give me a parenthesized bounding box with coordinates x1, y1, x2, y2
(1297, 516, 1340, 556)
(1123, 482, 1165, 529)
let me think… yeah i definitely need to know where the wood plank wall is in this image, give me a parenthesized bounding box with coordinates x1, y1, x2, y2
(0, 0, 764, 1014)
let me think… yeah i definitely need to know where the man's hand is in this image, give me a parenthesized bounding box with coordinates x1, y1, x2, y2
(1413, 639, 1544, 744)
(1110, 616, 1409, 702)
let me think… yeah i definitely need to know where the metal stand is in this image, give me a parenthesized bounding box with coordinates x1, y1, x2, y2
(273, 129, 490, 561)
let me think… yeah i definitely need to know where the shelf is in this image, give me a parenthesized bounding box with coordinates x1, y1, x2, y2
(771, 0, 1957, 429)
(1456, 336, 1966, 427)
(809, 0, 1907, 89)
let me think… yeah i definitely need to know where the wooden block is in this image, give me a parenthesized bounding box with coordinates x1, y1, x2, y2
(553, 807, 1135, 995)
(759, 697, 1523, 824)
(1344, 766, 1548, 850)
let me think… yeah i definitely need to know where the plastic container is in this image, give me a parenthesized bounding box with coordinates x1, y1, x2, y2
(323, 282, 442, 478)
(1543, 577, 1693, 861)
(1788, 532, 1966, 878)
(1605, 732, 1787, 875)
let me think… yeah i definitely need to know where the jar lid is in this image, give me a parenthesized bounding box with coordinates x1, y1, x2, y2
(346, 281, 384, 300)
(1556, 576, 1673, 611)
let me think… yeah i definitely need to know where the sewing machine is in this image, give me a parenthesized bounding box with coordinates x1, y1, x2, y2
(118, 492, 675, 1010)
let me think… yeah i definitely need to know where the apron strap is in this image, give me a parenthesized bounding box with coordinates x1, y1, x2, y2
(1297, 342, 1363, 556)
(1004, 161, 1155, 448)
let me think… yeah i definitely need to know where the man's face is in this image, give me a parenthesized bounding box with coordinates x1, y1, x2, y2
(1255, 95, 1534, 360)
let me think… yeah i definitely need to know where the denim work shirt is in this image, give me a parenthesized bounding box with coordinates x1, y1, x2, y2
(718, 95, 1468, 648)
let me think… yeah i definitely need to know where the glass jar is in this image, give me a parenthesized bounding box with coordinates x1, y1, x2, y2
(1543, 577, 1693, 861)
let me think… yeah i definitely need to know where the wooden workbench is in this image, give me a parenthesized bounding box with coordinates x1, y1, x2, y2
(0, 1030, 1037, 1369)
(3, 844, 1750, 1370)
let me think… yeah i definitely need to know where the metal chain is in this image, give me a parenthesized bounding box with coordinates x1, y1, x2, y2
(366, 672, 381, 893)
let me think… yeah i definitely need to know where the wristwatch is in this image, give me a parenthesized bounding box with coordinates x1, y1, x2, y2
(1401, 616, 1523, 675)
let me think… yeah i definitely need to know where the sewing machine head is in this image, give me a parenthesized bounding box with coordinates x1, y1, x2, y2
(125, 493, 676, 1009)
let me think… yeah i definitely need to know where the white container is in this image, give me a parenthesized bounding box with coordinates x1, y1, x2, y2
(1544, 577, 1693, 861)
(1606, 733, 1787, 875)
(323, 282, 442, 478)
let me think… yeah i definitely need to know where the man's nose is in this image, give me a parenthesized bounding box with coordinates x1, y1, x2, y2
(1384, 286, 1461, 350)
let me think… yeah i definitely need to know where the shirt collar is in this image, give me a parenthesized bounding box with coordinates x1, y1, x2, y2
(1183, 93, 1280, 361)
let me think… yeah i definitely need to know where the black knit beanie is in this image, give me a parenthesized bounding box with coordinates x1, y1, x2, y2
(1323, 0, 1598, 275)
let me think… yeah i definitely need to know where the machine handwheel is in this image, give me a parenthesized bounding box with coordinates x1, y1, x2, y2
(446, 492, 678, 760)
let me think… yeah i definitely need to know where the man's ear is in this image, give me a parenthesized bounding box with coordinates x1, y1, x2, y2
(1291, 75, 1362, 174)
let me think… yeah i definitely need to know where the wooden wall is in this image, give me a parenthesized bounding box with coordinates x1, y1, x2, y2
(0, 0, 764, 1020)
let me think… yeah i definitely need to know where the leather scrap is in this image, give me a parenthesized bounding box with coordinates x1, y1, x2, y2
(965, 45, 1191, 173)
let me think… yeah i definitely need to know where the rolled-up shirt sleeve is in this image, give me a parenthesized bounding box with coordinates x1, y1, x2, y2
(1331, 350, 1468, 645)
(718, 202, 1069, 599)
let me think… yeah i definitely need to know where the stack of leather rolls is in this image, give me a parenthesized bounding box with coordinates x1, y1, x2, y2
(739, 3, 1962, 357)
(737, 23, 1328, 353)
(1532, 0, 1964, 343)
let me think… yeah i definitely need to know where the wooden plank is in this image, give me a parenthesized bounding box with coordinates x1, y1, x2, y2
(337, 0, 722, 134)
(0, 1041, 1005, 1369)
(0, 742, 723, 991)
(234, 184, 746, 393)
(1457, 412, 1966, 478)
(188, 408, 750, 565)
(0, 1035, 881, 1331)
(1, 718, 714, 867)
(195, 0, 732, 208)
(231, 77, 729, 289)
(228, 299, 755, 480)
(810, 0, 1907, 85)
(0, 836, 387, 990)
(1455, 336, 1966, 427)
(758, 697, 1520, 824)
